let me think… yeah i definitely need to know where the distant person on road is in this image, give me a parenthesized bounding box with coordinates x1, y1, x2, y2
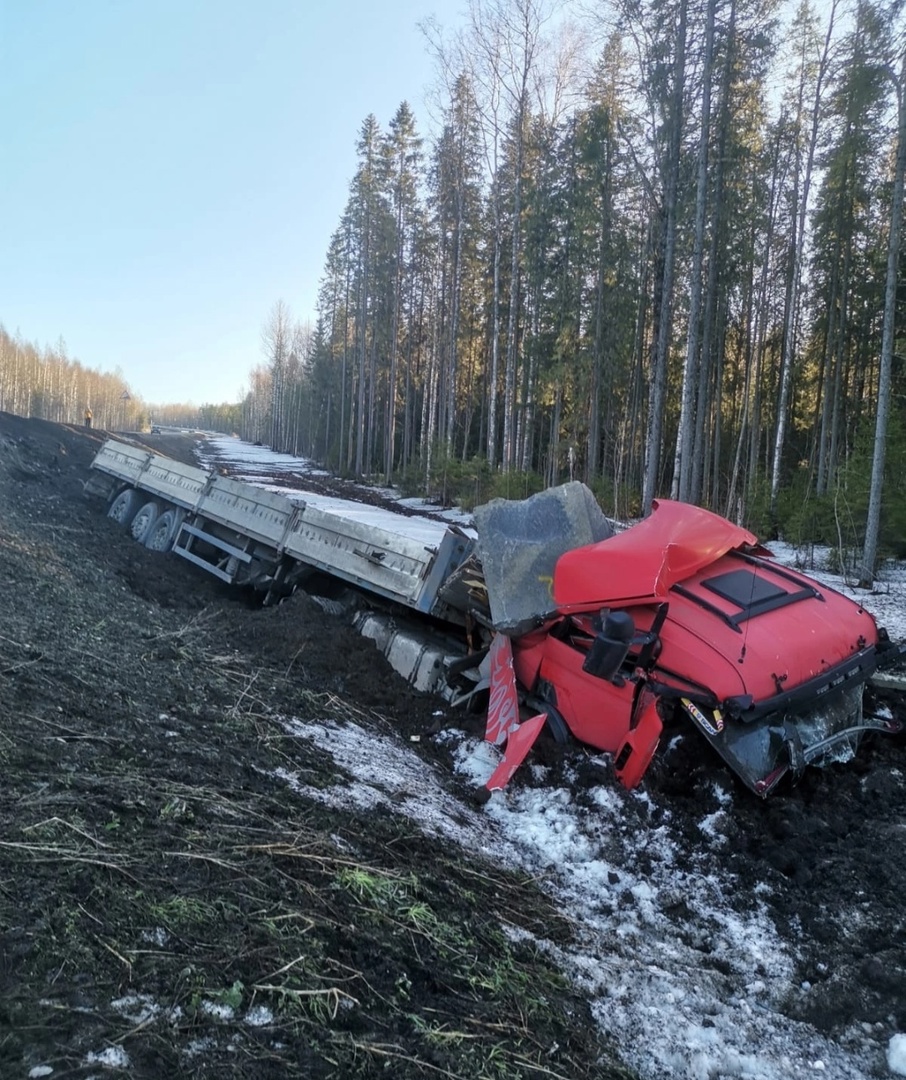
(84, 407, 93, 429)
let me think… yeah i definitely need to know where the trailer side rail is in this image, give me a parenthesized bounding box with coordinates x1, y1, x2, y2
(140, 457, 209, 509)
(194, 474, 300, 548)
(93, 440, 154, 486)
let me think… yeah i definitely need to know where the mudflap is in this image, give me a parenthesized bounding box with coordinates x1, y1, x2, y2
(613, 688, 663, 789)
(484, 713, 548, 793)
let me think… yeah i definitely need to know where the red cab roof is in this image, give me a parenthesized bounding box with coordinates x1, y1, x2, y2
(553, 499, 764, 611)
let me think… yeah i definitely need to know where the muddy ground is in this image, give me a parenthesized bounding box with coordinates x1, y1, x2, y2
(0, 414, 636, 1078)
(0, 414, 904, 1079)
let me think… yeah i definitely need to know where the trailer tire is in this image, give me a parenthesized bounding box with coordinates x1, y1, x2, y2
(145, 509, 180, 553)
(108, 488, 141, 527)
(130, 501, 161, 542)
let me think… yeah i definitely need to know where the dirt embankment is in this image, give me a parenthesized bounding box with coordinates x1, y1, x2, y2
(0, 415, 633, 1079)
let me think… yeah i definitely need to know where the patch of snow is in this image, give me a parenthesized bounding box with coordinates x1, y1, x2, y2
(698, 808, 729, 842)
(184, 1037, 218, 1057)
(274, 718, 514, 861)
(140, 926, 169, 946)
(110, 993, 159, 1023)
(201, 1000, 235, 1020)
(244, 1005, 274, 1027)
(28, 1068, 54, 1078)
(272, 712, 888, 1080)
(85, 1046, 130, 1068)
(889, 1034, 906, 1076)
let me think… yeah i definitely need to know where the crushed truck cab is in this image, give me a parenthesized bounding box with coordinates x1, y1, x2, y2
(475, 489, 903, 796)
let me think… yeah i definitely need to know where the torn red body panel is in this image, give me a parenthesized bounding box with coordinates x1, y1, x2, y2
(484, 713, 547, 793)
(486, 633, 521, 747)
(554, 499, 767, 608)
(613, 689, 663, 790)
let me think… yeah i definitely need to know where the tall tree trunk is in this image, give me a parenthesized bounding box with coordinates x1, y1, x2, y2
(770, 0, 836, 513)
(642, 0, 687, 515)
(502, 107, 526, 473)
(673, 0, 716, 502)
(860, 52, 906, 585)
(488, 194, 503, 468)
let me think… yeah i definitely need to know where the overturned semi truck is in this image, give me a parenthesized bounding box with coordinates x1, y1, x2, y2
(89, 438, 905, 797)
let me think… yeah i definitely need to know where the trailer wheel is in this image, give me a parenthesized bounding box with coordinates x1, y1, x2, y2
(130, 501, 161, 542)
(145, 509, 179, 553)
(108, 488, 141, 527)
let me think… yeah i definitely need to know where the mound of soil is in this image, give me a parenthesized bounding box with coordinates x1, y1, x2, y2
(0, 415, 632, 1079)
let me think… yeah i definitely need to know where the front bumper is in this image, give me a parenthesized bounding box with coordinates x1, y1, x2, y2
(680, 641, 906, 795)
(685, 685, 899, 795)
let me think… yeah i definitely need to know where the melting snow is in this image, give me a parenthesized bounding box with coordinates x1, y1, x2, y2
(889, 1034, 906, 1076)
(244, 1005, 275, 1027)
(273, 714, 896, 1079)
(85, 1046, 130, 1068)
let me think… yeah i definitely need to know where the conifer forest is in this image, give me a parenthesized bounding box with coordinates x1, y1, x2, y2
(5, 0, 906, 576)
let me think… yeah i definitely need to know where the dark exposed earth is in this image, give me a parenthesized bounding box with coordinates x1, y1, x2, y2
(1, 412, 905, 1079)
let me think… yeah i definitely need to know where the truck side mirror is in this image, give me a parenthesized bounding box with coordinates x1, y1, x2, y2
(582, 611, 635, 683)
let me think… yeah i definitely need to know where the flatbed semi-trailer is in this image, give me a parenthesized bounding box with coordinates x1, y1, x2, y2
(90, 438, 474, 621)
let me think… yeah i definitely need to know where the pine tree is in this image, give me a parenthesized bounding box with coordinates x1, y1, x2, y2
(383, 102, 424, 481)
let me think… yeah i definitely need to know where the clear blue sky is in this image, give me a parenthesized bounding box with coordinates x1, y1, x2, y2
(0, 0, 461, 406)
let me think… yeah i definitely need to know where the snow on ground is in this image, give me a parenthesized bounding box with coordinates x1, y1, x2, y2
(272, 713, 891, 1080)
(201, 435, 906, 1080)
(889, 1035, 906, 1077)
(197, 436, 475, 534)
(766, 540, 906, 643)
